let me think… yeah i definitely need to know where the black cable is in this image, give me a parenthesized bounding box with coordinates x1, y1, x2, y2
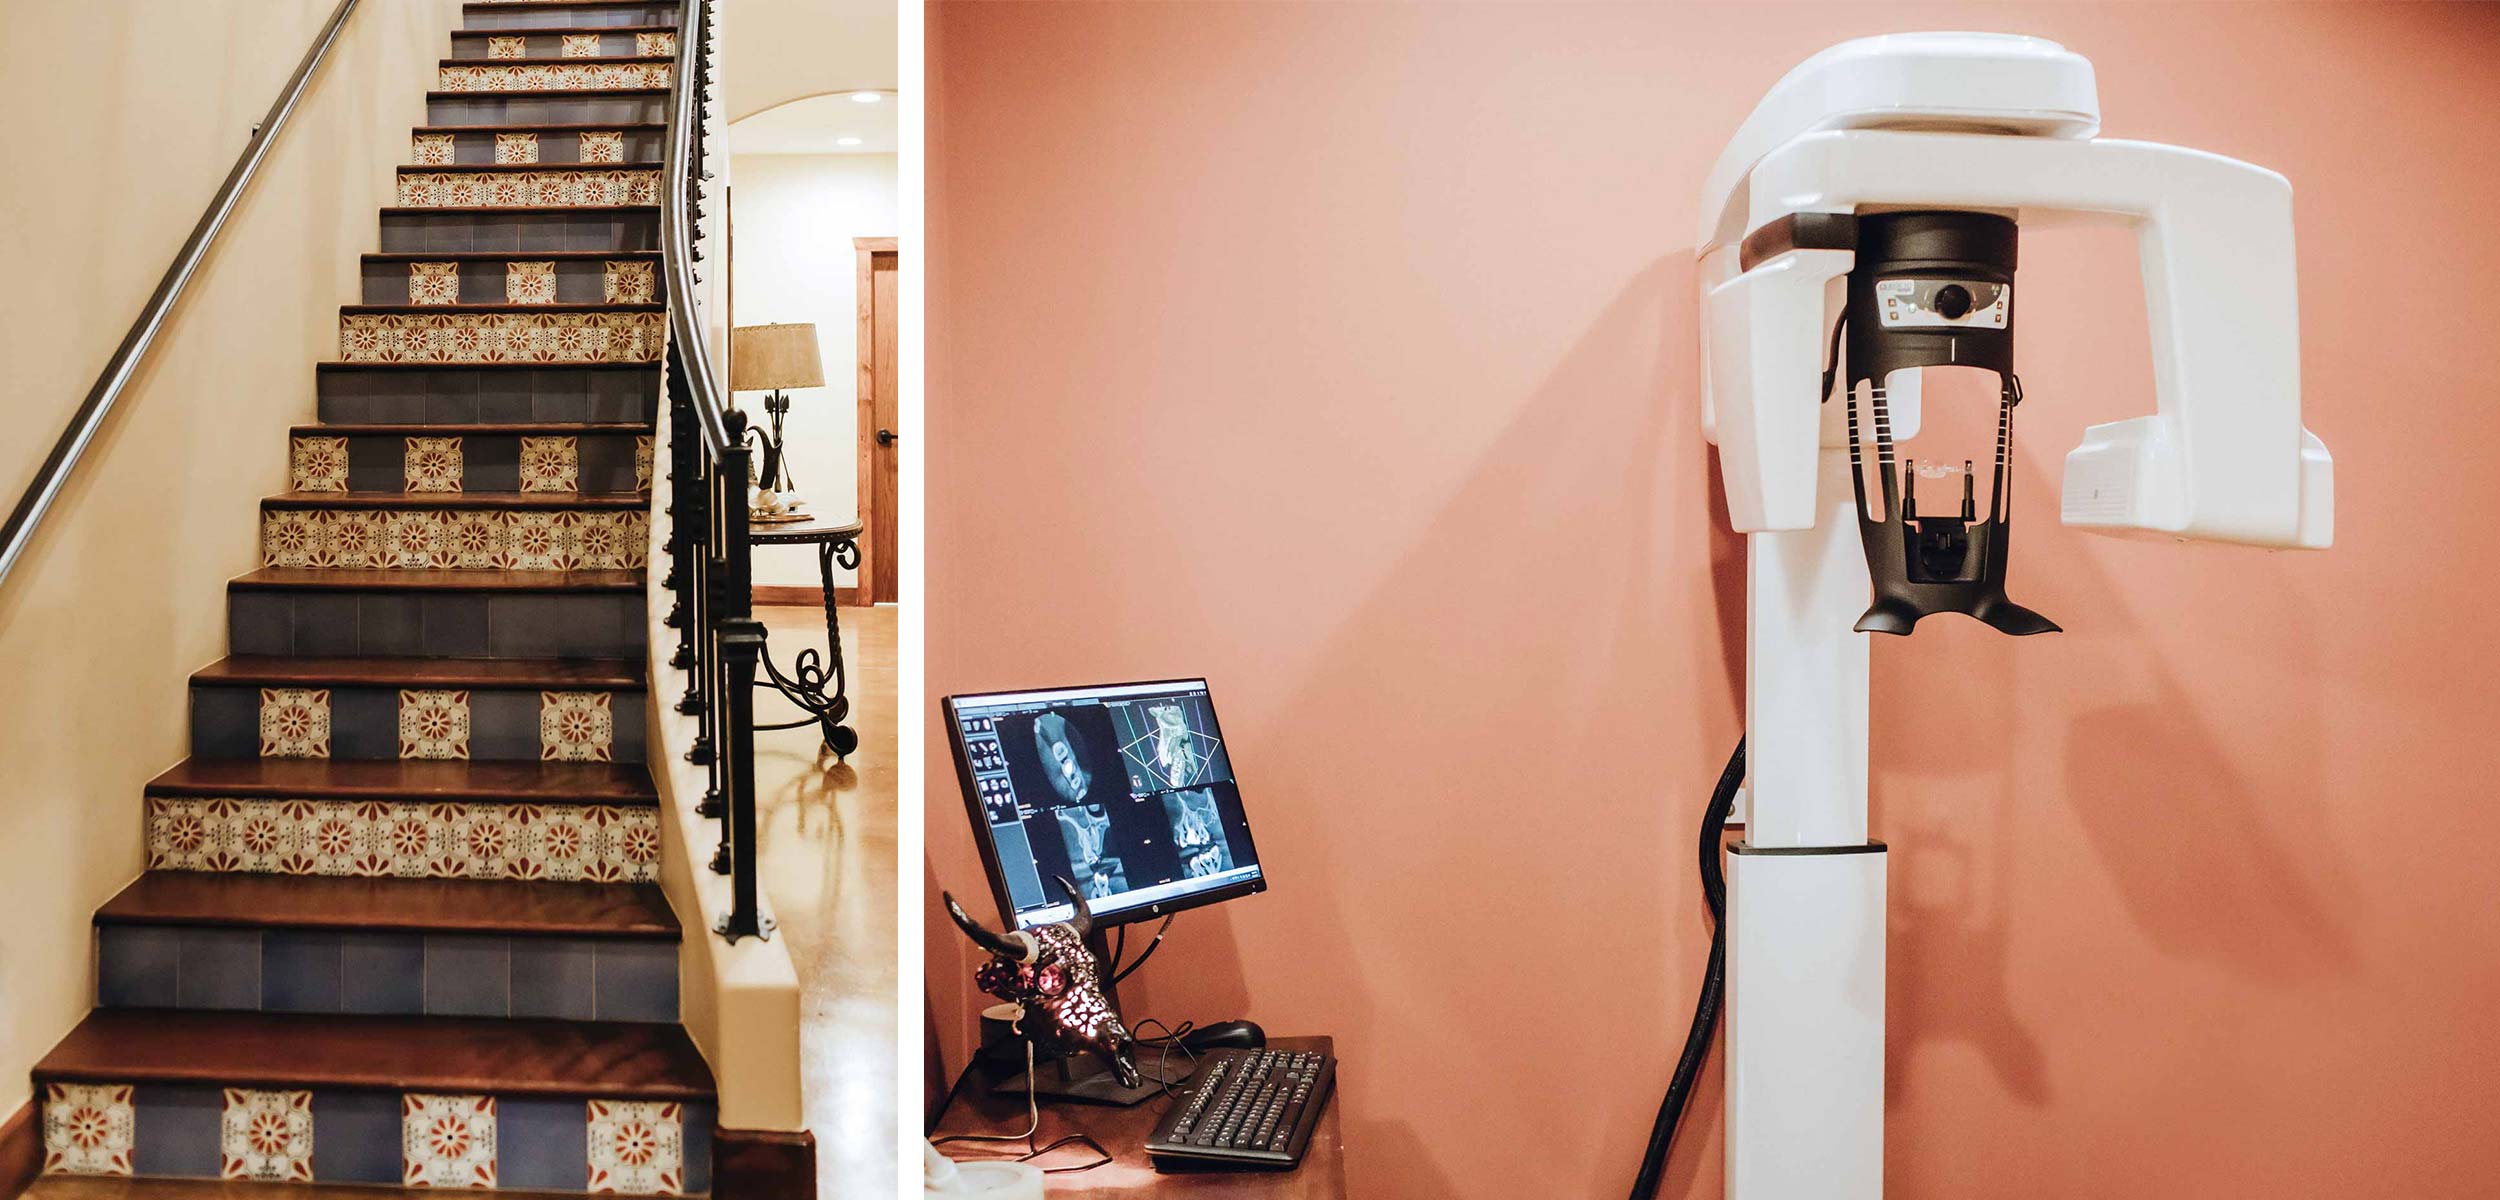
(1628, 738, 1745, 1200)
(1111, 915, 1174, 985)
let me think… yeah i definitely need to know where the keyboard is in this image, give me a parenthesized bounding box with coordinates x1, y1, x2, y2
(1144, 1045, 1335, 1169)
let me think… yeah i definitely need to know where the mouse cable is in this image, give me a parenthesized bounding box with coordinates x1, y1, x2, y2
(1628, 738, 1745, 1200)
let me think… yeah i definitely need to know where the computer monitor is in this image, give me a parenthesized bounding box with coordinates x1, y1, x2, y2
(946, 678, 1267, 931)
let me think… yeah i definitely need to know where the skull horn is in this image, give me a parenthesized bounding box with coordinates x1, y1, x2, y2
(1055, 875, 1094, 937)
(943, 892, 1030, 961)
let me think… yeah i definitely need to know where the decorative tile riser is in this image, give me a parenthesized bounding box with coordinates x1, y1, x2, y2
(428, 93, 668, 127)
(381, 208, 662, 254)
(416, 128, 662, 166)
(39, 1083, 710, 1193)
(385, 259, 659, 307)
(147, 797, 659, 882)
(99, 924, 677, 1021)
(319, 364, 661, 425)
(231, 589, 646, 660)
(462, 2, 685, 32)
(453, 30, 677, 59)
(399, 168, 661, 208)
(340, 310, 662, 364)
(191, 685, 646, 763)
(260, 508, 650, 572)
(294, 431, 652, 493)
(440, 62, 672, 92)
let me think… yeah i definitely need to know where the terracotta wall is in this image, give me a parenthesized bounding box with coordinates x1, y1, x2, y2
(926, 3, 2500, 1196)
(0, 0, 462, 1121)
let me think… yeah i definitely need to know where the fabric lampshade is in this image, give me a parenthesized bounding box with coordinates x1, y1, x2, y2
(729, 323, 827, 391)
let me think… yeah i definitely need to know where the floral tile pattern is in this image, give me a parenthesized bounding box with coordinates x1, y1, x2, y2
(487, 36, 527, 59)
(437, 62, 670, 92)
(634, 435, 655, 491)
(635, 32, 677, 57)
(520, 436, 581, 493)
(410, 261, 461, 306)
(259, 688, 332, 759)
(605, 260, 656, 304)
(405, 437, 466, 493)
(586, 1100, 683, 1194)
(221, 1089, 315, 1183)
(404, 1094, 497, 1189)
(413, 133, 456, 165)
(400, 690, 472, 760)
(541, 691, 615, 762)
(507, 260, 558, 306)
(495, 132, 541, 164)
(579, 131, 626, 164)
(42, 1084, 135, 1176)
(260, 509, 649, 571)
(147, 796, 661, 882)
(291, 436, 350, 493)
(395, 168, 658, 208)
(338, 310, 664, 363)
(562, 33, 604, 58)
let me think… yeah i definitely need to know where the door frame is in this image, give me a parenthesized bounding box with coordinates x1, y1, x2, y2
(854, 237, 899, 605)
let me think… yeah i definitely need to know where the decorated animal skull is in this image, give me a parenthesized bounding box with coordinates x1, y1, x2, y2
(943, 877, 1140, 1088)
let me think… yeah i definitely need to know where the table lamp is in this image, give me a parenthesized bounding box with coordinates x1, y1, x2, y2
(728, 322, 826, 516)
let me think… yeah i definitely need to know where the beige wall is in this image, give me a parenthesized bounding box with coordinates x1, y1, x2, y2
(0, 0, 465, 1116)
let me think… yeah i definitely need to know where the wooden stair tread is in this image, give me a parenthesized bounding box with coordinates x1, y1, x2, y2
(23, 1175, 593, 1199)
(452, 24, 680, 36)
(231, 566, 643, 592)
(292, 421, 651, 435)
(394, 163, 659, 175)
(97, 872, 675, 937)
(439, 55, 669, 66)
(191, 655, 642, 689)
(413, 122, 668, 133)
(341, 302, 661, 314)
(425, 89, 668, 100)
(146, 757, 657, 804)
(263, 490, 649, 509)
(318, 359, 654, 371)
(381, 203, 660, 214)
(360, 250, 659, 262)
(35, 1008, 713, 1099)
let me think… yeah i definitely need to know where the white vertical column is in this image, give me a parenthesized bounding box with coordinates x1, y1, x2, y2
(1742, 449, 1871, 849)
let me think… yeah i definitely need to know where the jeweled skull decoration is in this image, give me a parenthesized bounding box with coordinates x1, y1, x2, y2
(944, 877, 1140, 1088)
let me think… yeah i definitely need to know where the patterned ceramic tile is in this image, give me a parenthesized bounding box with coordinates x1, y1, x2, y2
(634, 436, 655, 491)
(405, 437, 465, 493)
(575, 512, 646, 572)
(562, 33, 604, 58)
(409, 261, 461, 306)
(635, 32, 677, 57)
(507, 260, 558, 306)
(586, 1100, 683, 1194)
(147, 796, 659, 882)
(260, 509, 647, 571)
(42, 1084, 135, 1176)
(519, 436, 581, 493)
(291, 436, 350, 493)
(396, 168, 658, 208)
(404, 1094, 497, 1189)
(400, 690, 472, 760)
(541, 692, 615, 762)
(578, 131, 626, 164)
(437, 62, 670, 92)
(487, 35, 528, 59)
(495, 132, 541, 164)
(221, 1089, 315, 1182)
(338, 311, 665, 363)
(259, 688, 331, 759)
(413, 133, 455, 165)
(604, 260, 656, 305)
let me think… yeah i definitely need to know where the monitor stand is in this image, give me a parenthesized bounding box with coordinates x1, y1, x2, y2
(993, 1047, 1196, 1107)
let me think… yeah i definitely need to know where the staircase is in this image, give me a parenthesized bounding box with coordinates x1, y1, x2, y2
(29, 2, 720, 1193)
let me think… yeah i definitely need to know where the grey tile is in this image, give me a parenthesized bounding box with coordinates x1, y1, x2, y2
(228, 593, 295, 657)
(683, 1101, 716, 1194)
(511, 937, 597, 1020)
(296, 593, 361, 657)
(611, 695, 647, 763)
(98, 925, 180, 1008)
(329, 687, 399, 761)
(489, 594, 582, 659)
(347, 435, 402, 492)
(192, 687, 261, 759)
(313, 1089, 402, 1183)
(595, 938, 678, 1022)
(420, 594, 491, 659)
(263, 930, 346, 1013)
(176, 927, 262, 1010)
(132, 1083, 223, 1177)
(469, 689, 541, 760)
(340, 932, 424, 1014)
(358, 593, 424, 657)
(466, 436, 521, 493)
(426, 934, 511, 1017)
(497, 1096, 589, 1191)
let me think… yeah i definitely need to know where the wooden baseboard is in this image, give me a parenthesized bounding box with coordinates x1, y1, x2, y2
(754, 585, 862, 607)
(712, 1126, 815, 1200)
(0, 1098, 37, 1200)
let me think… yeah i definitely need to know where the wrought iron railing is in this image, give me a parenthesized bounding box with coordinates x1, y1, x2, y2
(658, 0, 771, 943)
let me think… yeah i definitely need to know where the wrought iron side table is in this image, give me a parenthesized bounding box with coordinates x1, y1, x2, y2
(747, 515, 866, 757)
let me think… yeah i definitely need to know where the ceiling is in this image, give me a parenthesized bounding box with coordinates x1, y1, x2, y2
(722, 0, 898, 124)
(726, 91, 897, 156)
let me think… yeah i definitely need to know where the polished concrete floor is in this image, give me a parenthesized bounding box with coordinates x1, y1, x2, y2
(753, 602, 897, 1200)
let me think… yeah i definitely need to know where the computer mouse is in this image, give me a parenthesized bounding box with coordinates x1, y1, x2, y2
(1183, 1020, 1266, 1052)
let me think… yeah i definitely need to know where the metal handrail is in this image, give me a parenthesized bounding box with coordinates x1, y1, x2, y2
(661, 0, 733, 457)
(0, 0, 364, 594)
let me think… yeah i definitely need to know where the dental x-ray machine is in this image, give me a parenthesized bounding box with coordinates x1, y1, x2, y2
(1634, 32, 2335, 1200)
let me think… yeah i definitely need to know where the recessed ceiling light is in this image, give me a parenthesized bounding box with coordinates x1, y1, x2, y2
(837, 137, 864, 146)
(848, 91, 883, 104)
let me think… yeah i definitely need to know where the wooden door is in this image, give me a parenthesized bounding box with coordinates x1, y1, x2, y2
(855, 238, 900, 603)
